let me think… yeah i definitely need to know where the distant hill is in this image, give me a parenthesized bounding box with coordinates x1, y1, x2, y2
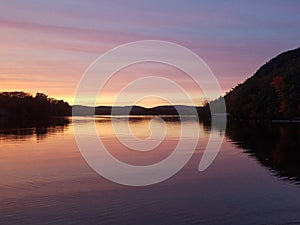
(72, 105, 209, 117)
(225, 47, 300, 119)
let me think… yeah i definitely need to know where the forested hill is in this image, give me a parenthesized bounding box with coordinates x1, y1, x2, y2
(225, 47, 300, 119)
(0, 92, 71, 118)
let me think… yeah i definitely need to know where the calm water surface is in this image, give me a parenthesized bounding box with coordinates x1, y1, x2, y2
(0, 116, 299, 225)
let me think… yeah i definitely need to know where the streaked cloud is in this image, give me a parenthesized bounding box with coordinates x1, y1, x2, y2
(0, 0, 299, 105)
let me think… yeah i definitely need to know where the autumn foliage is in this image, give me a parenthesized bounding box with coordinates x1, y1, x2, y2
(224, 47, 300, 119)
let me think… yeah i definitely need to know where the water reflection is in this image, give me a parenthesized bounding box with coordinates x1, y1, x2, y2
(74, 116, 206, 168)
(0, 117, 70, 141)
(1, 115, 299, 185)
(226, 120, 300, 184)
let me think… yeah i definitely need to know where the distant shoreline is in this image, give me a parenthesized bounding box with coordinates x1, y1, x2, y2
(272, 119, 300, 123)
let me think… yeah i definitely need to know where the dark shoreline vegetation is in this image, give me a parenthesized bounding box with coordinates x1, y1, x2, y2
(1, 47, 299, 120)
(0, 92, 71, 118)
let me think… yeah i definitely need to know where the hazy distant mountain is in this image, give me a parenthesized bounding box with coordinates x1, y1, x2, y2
(72, 105, 204, 116)
(225, 47, 300, 119)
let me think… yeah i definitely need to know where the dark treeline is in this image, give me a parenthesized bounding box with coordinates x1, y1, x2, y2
(0, 92, 71, 118)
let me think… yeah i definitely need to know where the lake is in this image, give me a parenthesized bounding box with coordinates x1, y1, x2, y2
(0, 116, 300, 225)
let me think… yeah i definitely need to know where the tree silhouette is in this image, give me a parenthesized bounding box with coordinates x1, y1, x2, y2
(0, 91, 71, 118)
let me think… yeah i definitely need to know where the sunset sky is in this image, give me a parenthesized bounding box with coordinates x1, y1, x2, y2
(1, 0, 300, 107)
